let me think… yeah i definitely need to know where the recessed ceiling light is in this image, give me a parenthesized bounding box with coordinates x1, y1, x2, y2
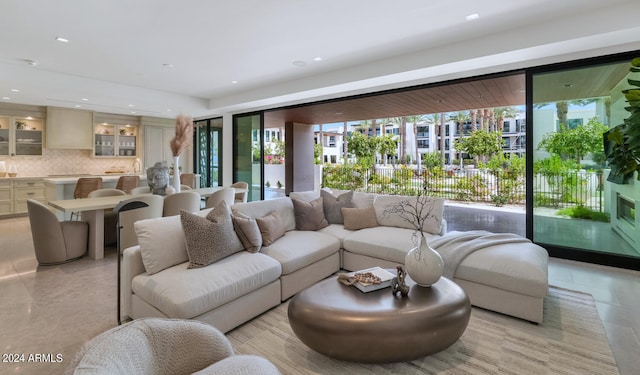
(10, 89, 19, 92)
(75, 105, 81, 108)
(24, 59, 38, 66)
(466, 13, 480, 21)
(128, 104, 135, 107)
(167, 109, 173, 112)
(231, 80, 238, 84)
(81, 98, 89, 101)
(2, 97, 11, 100)
(26, 116, 33, 120)
(55, 37, 69, 43)
(162, 63, 174, 68)
(292, 60, 306, 67)
(131, 111, 137, 114)
(313, 57, 322, 62)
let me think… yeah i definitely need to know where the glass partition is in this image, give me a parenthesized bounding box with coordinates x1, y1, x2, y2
(234, 113, 262, 201)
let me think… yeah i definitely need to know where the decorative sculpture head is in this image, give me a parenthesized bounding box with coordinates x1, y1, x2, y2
(147, 162, 170, 195)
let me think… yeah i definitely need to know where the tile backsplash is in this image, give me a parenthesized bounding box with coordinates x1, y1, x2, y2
(1, 149, 141, 177)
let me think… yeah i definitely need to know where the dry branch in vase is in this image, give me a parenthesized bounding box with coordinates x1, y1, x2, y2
(170, 114, 194, 157)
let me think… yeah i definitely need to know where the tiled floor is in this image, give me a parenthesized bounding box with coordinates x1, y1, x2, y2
(1, 213, 639, 374)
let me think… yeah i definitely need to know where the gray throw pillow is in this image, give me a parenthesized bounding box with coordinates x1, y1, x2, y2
(232, 212, 263, 253)
(255, 210, 286, 246)
(292, 197, 329, 231)
(180, 201, 244, 269)
(321, 189, 353, 224)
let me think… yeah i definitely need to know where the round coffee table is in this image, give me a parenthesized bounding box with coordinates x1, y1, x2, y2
(287, 272, 470, 363)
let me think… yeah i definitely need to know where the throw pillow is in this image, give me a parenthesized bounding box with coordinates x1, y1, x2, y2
(341, 206, 378, 230)
(180, 201, 244, 269)
(232, 212, 263, 253)
(291, 197, 329, 231)
(255, 210, 286, 246)
(321, 189, 353, 224)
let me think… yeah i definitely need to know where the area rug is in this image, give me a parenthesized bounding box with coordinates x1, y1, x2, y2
(226, 286, 619, 375)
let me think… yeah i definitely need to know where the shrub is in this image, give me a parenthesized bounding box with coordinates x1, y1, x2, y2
(556, 206, 610, 222)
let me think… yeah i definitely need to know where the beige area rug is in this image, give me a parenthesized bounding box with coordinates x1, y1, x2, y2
(226, 286, 619, 375)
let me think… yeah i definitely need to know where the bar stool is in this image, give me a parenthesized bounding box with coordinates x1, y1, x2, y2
(71, 177, 103, 220)
(116, 175, 140, 194)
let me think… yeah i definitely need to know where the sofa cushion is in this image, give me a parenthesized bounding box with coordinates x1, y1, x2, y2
(316, 224, 353, 248)
(256, 211, 286, 246)
(288, 190, 320, 202)
(373, 195, 444, 235)
(343, 226, 441, 264)
(232, 197, 296, 232)
(260, 230, 340, 274)
(342, 206, 378, 230)
(330, 189, 376, 208)
(292, 197, 329, 231)
(131, 252, 282, 319)
(232, 213, 262, 253)
(181, 202, 244, 269)
(321, 190, 353, 224)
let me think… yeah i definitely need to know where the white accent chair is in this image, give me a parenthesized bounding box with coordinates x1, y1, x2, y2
(205, 187, 235, 209)
(163, 191, 201, 217)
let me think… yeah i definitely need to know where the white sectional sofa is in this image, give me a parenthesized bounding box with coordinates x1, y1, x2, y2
(121, 189, 549, 334)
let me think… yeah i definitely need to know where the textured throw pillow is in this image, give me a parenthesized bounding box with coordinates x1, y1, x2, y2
(255, 211, 286, 246)
(180, 201, 244, 269)
(292, 197, 329, 231)
(232, 212, 263, 253)
(341, 206, 378, 230)
(321, 189, 353, 224)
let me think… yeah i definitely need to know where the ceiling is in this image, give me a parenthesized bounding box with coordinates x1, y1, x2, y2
(0, 0, 639, 121)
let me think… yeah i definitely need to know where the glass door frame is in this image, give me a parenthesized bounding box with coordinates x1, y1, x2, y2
(233, 111, 264, 201)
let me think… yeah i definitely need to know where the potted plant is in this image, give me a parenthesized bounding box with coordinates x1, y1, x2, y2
(604, 57, 640, 183)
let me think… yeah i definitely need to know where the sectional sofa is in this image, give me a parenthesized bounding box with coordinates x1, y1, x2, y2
(121, 189, 549, 334)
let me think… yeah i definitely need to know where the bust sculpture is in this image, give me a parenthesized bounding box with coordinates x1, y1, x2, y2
(147, 162, 170, 195)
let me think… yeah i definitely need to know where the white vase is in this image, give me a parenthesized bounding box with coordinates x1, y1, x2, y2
(172, 156, 181, 193)
(404, 233, 444, 287)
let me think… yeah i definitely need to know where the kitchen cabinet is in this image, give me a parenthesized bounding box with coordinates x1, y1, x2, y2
(94, 123, 138, 158)
(0, 115, 44, 156)
(0, 180, 12, 215)
(13, 179, 45, 214)
(143, 123, 189, 173)
(46, 107, 93, 149)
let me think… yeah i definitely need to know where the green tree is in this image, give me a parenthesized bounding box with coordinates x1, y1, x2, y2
(375, 134, 397, 165)
(314, 143, 323, 165)
(347, 132, 376, 167)
(538, 117, 608, 164)
(493, 107, 517, 131)
(454, 129, 505, 165)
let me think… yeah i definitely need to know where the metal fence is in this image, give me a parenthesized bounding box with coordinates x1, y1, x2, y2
(322, 164, 604, 211)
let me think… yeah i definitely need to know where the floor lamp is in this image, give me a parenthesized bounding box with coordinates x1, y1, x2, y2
(114, 199, 149, 325)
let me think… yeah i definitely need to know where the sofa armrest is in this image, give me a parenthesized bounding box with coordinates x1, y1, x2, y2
(440, 219, 447, 236)
(121, 245, 144, 321)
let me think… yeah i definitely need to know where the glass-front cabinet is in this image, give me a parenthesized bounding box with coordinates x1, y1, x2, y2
(94, 123, 138, 157)
(0, 116, 44, 156)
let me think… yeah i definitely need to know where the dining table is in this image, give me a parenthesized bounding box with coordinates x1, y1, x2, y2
(47, 186, 244, 260)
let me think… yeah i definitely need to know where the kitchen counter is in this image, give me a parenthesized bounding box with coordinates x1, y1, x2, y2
(43, 174, 147, 185)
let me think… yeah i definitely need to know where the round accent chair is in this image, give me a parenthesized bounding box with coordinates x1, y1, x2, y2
(65, 318, 280, 375)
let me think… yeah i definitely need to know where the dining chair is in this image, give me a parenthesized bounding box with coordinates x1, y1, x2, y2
(117, 195, 164, 252)
(205, 187, 235, 209)
(163, 191, 201, 217)
(180, 184, 192, 190)
(115, 175, 140, 194)
(72, 177, 103, 220)
(179, 173, 196, 189)
(88, 188, 127, 246)
(130, 186, 151, 195)
(230, 181, 249, 203)
(27, 199, 88, 265)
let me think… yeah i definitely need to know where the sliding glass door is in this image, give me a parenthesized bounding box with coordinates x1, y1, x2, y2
(529, 52, 640, 268)
(233, 113, 262, 202)
(193, 117, 222, 188)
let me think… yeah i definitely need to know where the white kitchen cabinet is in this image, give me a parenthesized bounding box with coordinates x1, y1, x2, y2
(46, 107, 94, 149)
(0, 180, 12, 215)
(13, 179, 45, 214)
(0, 115, 44, 156)
(143, 125, 189, 173)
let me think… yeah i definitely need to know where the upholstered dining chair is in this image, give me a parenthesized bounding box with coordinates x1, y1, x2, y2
(162, 191, 201, 217)
(180, 184, 192, 190)
(130, 185, 151, 195)
(71, 177, 103, 220)
(88, 188, 127, 246)
(179, 173, 196, 189)
(115, 175, 140, 194)
(27, 199, 88, 265)
(205, 187, 235, 209)
(118, 194, 164, 251)
(230, 181, 248, 203)
(65, 318, 280, 375)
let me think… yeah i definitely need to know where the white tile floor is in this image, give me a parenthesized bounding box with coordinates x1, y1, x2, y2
(1, 215, 639, 374)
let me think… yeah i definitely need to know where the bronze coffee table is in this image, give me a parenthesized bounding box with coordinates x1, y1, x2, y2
(287, 272, 470, 363)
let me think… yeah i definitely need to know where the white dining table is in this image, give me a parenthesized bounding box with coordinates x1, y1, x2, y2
(47, 186, 241, 260)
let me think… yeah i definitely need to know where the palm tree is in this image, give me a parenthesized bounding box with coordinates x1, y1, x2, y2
(470, 109, 478, 131)
(389, 117, 408, 163)
(493, 107, 517, 131)
(449, 112, 470, 165)
(405, 114, 428, 165)
(440, 113, 446, 165)
(342, 121, 349, 163)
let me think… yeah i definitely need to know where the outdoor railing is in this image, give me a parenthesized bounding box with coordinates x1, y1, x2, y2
(322, 164, 604, 211)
